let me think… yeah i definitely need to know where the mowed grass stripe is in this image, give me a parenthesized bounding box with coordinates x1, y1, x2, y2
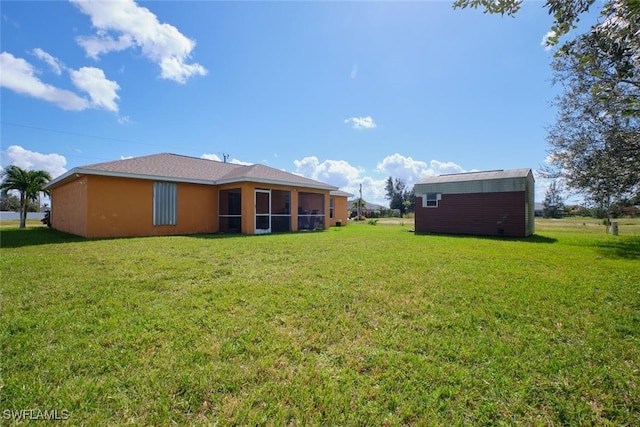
(1, 220, 639, 425)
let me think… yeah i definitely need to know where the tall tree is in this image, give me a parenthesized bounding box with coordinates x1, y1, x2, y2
(385, 177, 414, 217)
(0, 166, 52, 228)
(542, 181, 565, 218)
(453, 0, 640, 47)
(562, 1, 640, 117)
(455, 0, 639, 227)
(544, 40, 640, 228)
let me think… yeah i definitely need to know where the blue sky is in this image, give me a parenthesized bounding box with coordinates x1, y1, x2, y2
(1, 0, 601, 205)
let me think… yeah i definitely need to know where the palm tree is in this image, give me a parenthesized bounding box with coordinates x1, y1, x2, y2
(0, 165, 52, 228)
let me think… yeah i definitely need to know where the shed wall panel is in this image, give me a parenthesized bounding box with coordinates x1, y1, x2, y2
(415, 191, 528, 237)
(525, 175, 535, 236)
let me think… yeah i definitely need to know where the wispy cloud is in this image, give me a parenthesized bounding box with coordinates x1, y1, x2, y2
(344, 116, 376, 129)
(2, 13, 20, 29)
(117, 115, 133, 125)
(71, 0, 207, 84)
(32, 48, 63, 75)
(350, 64, 358, 79)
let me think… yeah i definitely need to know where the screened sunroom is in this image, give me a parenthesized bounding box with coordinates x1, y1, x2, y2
(297, 192, 325, 231)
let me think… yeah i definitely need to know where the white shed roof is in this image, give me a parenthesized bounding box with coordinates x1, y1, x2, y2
(414, 168, 533, 195)
(415, 168, 531, 185)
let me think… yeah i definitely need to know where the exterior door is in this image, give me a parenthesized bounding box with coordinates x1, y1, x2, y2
(255, 189, 271, 234)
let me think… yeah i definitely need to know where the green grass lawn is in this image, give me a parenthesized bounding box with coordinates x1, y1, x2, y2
(1, 219, 639, 425)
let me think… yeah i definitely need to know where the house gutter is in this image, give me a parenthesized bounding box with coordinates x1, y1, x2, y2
(44, 168, 339, 192)
(43, 168, 218, 190)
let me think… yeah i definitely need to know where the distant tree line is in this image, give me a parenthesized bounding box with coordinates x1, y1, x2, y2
(349, 198, 405, 220)
(384, 177, 415, 218)
(0, 191, 43, 212)
(543, 180, 640, 219)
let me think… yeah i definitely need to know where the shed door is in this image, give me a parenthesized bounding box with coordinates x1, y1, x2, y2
(255, 190, 271, 234)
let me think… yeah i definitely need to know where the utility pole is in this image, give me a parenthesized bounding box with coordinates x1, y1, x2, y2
(358, 183, 363, 219)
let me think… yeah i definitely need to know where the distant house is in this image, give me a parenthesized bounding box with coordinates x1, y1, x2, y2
(621, 205, 640, 217)
(413, 169, 535, 237)
(44, 153, 351, 238)
(534, 203, 544, 217)
(349, 201, 387, 218)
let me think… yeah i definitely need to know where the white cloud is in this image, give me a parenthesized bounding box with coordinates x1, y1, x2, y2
(31, 48, 63, 75)
(0, 51, 89, 110)
(292, 153, 583, 207)
(425, 159, 467, 176)
(3, 145, 67, 178)
(357, 176, 389, 206)
(344, 116, 376, 129)
(350, 64, 358, 79)
(376, 154, 466, 185)
(70, 66, 120, 112)
(377, 153, 429, 184)
(1, 51, 121, 112)
(541, 30, 556, 51)
(294, 156, 374, 202)
(294, 156, 363, 188)
(201, 153, 251, 165)
(292, 154, 471, 206)
(72, 0, 207, 83)
(230, 158, 252, 166)
(293, 156, 388, 206)
(201, 153, 222, 162)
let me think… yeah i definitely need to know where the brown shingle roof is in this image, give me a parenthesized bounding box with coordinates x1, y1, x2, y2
(218, 164, 335, 189)
(45, 153, 338, 191)
(79, 153, 241, 182)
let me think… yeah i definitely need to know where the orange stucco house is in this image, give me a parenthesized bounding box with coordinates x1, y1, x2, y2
(44, 153, 352, 238)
